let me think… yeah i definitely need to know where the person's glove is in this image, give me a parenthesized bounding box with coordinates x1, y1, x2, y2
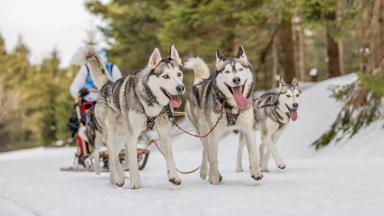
(79, 88, 89, 97)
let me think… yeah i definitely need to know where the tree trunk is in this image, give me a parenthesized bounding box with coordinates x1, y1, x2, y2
(277, 14, 296, 83)
(272, 39, 279, 87)
(298, 27, 306, 81)
(326, 11, 341, 78)
(337, 0, 345, 75)
(338, 42, 345, 74)
(359, 0, 380, 74)
(379, 0, 384, 64)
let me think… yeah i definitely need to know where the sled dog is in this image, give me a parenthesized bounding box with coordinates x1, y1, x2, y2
(85, 106, 104, 174)
(236, 79, 301, 172)
(185, 46, 263, 184)
(73, 45, 185, 189)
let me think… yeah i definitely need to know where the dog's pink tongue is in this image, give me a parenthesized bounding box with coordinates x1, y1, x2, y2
(232, 86, 248, 110)
(170, 95, 182, 108)
(290, 110, 298, 121)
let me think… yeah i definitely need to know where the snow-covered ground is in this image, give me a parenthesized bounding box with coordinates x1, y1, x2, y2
(1, 74, 384, 216)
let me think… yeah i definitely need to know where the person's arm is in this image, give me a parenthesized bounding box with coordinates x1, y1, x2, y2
(70, 65, 88, 98)
(111, 65, 122, 81)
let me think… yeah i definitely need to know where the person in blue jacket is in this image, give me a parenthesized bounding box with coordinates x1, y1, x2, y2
(68, 50, 122, 138)
(70, 50, 122, 102)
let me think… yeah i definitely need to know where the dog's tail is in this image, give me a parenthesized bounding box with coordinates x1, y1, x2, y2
(184, 57, 210, 85)
(71, 46, 110, 89)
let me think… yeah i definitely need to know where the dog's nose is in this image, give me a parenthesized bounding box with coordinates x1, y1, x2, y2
(176, 85, 185, 93)
(232, 77, 241, 85)
(293, 103, 299, 108)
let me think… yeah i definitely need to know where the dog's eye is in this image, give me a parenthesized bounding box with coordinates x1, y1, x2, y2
(296, 94, 300, 97)
(238, 68, 244, 72)
(286, 94, 291, 98)
(224, 70, 230, 73)
(162, 74, 170, 79)
(177, 72, 182, 77)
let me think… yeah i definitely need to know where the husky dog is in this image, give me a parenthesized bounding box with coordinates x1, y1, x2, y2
(185, 47, 263, 184)
(236, 79, 301, 172)
(73, 45, 185, 189)
(85, 106, 104, 174)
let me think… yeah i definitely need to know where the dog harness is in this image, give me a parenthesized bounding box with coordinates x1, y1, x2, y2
(257, 92, 290, 129)
(146, 116, 156, 130)
(261, 104, 290, 129)
(226, 111, 239, 126)
(214, 87, 241, 126)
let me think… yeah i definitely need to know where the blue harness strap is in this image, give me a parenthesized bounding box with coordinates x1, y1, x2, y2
(85, 63, 114, 89)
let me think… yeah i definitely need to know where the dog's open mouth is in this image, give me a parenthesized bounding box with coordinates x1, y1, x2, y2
(224, 83, 248, 110)
(161, 88, 182, 108)
(286, 105, 298, 121)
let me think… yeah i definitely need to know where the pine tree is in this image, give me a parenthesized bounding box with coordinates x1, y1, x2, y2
(312, 0, 384, 148)
(301, 0, 342, 78)
(86, 0, 167, 72)
(0, 35, 74, 151)
(39, 49, 61, 146)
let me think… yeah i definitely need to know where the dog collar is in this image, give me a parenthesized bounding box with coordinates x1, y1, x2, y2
(164, 104, 174, 121)
(213, 85, 230, 108)
(143, 105, 173, 131)
(146, 116, 156, 130)
(226, 110, 239, 126)
(272, 107, 288, 128)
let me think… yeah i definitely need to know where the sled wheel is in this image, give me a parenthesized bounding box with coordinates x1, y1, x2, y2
(138, 148, 150, 170)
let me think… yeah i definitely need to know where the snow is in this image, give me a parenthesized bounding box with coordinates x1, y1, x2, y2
(1, 74, 384, 216)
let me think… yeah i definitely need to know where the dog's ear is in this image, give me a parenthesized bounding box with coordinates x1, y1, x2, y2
(216, 49, 225, 68)
(279, 77, 287, 86)
(148, 48, 162, 70)
(236, 46, 248, 62)
(278, 77, 287, 92)
(291, 78, 299, 86)
(169, 44, 182, 65)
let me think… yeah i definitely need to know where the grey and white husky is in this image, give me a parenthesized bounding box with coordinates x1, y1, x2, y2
(85, 106, 104, 174)
(236, 79, 301, 172)
(184, 46, 263, 184)
(73, 45, 185, 189)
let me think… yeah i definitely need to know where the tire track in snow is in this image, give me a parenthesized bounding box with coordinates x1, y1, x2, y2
(0, 195, 41, 216)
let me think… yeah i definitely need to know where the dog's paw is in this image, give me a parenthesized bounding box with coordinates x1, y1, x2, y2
(277, 162, 286, 169)
(209, 174, 223, 185)
(115, 180, 125, 187)
(261, 163, 269, 172)
(261, 168, 269, 172)
(110, 175, 125, 187)
(169, 176, 182, 185)
(130, 178, 142, 189)
(130, 183, 142, 189)
(251, 172, 263, 181)
(200, 168, 207, 180)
